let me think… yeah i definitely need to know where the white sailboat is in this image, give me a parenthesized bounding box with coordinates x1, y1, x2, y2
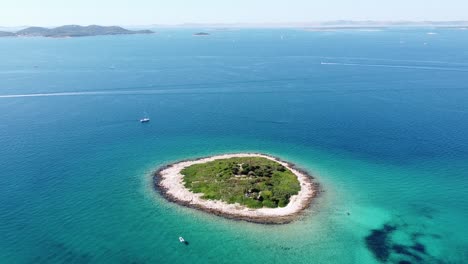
(140, 117, 150, 123)
(140, 112, 150, 123)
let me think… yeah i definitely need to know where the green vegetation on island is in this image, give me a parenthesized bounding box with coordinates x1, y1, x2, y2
(181, 157, 301, 209)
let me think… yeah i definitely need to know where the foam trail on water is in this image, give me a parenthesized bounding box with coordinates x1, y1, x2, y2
(316, 56, 468, 66)
(0, 90, 176, 99)
(0, 91, 120, 98)
(320, 62, 468, 72)
(0, 88, 239, 99)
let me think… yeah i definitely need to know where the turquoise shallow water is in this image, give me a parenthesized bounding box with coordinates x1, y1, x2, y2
(0, 29, 468, 263)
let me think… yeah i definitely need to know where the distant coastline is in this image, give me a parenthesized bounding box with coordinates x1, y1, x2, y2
(120, 20, 468, 29)
(0, 25, 154, 38)
(304, 26, 388, 32)
(154, 153, 319, 224)
(3, 21, 468, 34)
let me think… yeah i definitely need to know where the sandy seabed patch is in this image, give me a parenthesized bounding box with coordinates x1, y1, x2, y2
(154, 153, 318, 224)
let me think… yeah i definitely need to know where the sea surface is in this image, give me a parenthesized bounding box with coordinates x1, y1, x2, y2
(0, 28, 467, 263)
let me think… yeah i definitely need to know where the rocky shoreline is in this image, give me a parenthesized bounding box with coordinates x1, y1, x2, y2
(153, 153, 319, 224)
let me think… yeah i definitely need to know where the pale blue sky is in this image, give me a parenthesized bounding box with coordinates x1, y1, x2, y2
(1, 0, 467, 26)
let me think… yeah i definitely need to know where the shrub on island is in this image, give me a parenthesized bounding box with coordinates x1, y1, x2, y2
(181, 157, 301, 208)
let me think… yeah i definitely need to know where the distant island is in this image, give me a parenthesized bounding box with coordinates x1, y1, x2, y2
(132, 20, 468, 29)
(0, 25, 154, 38)
(0, 31, 16, 37)
(193, 32, 210, 36)
(154, 153, 318, 224)
(304, 26, 388, 32)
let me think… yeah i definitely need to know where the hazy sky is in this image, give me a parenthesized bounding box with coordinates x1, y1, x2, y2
(1, 0, 467, 26)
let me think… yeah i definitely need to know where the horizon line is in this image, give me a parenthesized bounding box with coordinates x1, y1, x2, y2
(2, 20, 468, 29)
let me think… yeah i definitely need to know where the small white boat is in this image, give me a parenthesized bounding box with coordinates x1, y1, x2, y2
(140, 117, 150, 123)
(179, 237, 185, 243)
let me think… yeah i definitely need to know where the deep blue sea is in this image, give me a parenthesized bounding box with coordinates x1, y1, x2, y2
(0, 28, 467, 263)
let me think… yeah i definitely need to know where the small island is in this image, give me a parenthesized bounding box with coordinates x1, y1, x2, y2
(193, 32, 210, 36)
(154, 153, 317, 224)
(0, 25, 154, 38)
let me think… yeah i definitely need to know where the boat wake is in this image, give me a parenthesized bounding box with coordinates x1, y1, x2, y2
(0, 89, 177, 99)
(320, 61, 468, 72)
(0, 91, 132, 98)
(316, 56, 468, 66)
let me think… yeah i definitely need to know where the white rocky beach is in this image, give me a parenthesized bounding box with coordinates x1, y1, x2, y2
(155, 153, 317, 224)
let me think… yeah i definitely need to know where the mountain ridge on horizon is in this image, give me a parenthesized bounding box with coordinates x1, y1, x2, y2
(126, 20, 468, 28)
(1, 21, 468, 33)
